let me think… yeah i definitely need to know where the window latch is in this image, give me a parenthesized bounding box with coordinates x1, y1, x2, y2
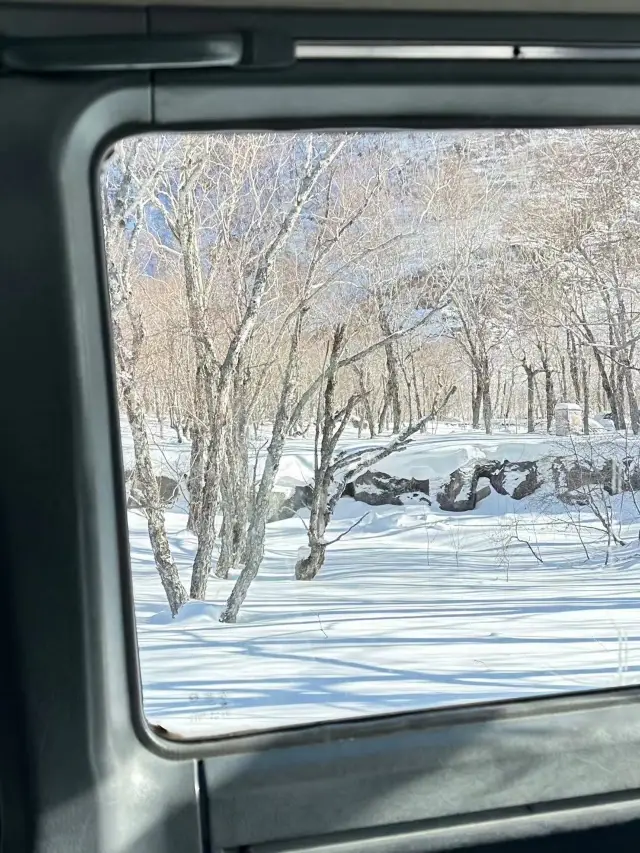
(0, 32, 294, 73)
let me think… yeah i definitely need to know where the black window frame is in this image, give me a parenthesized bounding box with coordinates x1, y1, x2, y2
(4, 5, 640, 852)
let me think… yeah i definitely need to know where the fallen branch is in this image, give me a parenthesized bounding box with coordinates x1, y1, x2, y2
(323, 512, 371, 546)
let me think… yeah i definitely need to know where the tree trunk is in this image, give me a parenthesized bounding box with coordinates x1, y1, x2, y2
(615, 362, 627, 430)
(363, 393, 376, 439)
(215, 365, 251, 579)
(524, 365, 536, 433)
(154, 389, 164, 438)
(593, 346, 622, 428)
(498, 375, 507, 420)
(400, 359, 413, 427)
(352, 365, 376, 438)
(292, 326, 350, 585)
(123, 380, 188, 615)
(186, 423, 206, 534)
(504, 372, 514, 420)
(294, 475, 330, 580)
(537, 344, 556, 433)
(169, 405, 183, 443)
(544, 367, 555, 432)
(216, 515, 232, 580)
(378, 390, 390, 434)
(295, 543, 327, 580)
(625, 365, 640, 434)
(578, 321, 622, 428)
(481, 358, 492, 434)
(471, 368, 482, 429)
(215, 463, 248, 580)
(387, 355, 402, 432)
(378, 307, 402, 433)
(216, 509, 246, 581)
(411, 354, 423, 424)
(190, 396, 231, 598)
(581, 356, 590, 435)
(534, 376, 544, 423)
(560, 356, 568, 401)
(567, 331, 582, 403)
(220, 309, 306, 623)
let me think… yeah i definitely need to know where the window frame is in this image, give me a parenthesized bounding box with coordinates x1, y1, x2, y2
(4, 6, 640, 852)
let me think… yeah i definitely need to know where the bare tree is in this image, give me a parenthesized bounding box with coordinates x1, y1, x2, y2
(188, 138, 347, 599)
(103, 126, 640, 622)
(103, 140, 188, 615)
(291, 324, 454, 583)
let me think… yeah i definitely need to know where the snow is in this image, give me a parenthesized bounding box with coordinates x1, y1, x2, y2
(125, 422, 640, 737)
(121, 418, 620, 494)
(147, 600, 226, 626)
(503, 469, 528, 492)
(361, 433, 554, 484)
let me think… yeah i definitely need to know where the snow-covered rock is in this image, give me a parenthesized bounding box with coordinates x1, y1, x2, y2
(436, 460, 542, 511)
(267, 485, 313, 522)
(126, 472, 183, 509)
(491, 461, 542, 500)
(345, 470, 430, 506)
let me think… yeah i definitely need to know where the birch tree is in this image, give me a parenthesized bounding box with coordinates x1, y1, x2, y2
(292, 323, 454, 581)
(188, 137, 347, 599)
(103, 140, 188, 615)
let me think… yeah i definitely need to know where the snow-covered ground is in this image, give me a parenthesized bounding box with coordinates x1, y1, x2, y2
(123, 420, 640, 737)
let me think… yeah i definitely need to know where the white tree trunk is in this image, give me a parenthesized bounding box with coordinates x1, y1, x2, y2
(220, 309, 306, 622)
(124, 384, 188, 615)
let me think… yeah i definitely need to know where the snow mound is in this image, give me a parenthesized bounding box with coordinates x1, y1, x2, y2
(583, 538, 640, 572)
(370, 434, 557, 483)
(147, 600, 225, 626)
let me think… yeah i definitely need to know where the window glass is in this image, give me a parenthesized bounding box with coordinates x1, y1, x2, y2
(102, 130, 640, 737)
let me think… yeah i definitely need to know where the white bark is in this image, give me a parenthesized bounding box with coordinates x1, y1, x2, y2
(190, 139, 347, 600)
(220, 308, 306, 622)
(103, 142, 188, 614)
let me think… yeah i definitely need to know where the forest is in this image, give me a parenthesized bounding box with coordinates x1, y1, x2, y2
(103, 129, 640, 627)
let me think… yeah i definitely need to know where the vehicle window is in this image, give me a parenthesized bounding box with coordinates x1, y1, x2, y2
(101, 129, 640, 738)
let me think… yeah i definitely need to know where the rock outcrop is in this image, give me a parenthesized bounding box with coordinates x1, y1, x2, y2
(344, 471, 430, 506)
(267, 485, 314, 522)
(125, 472, 182, 509)
(267, 472, 430, 521)
(261, 451, 640, 522)
(435, 460, 541, 511)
